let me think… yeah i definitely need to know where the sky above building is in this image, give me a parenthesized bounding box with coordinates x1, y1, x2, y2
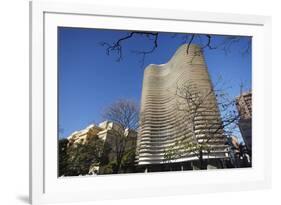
(58, 27, 252, 141)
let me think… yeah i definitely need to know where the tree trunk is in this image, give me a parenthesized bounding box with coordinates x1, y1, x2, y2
(115, 156, 123, 174)
(199, 150, 203, 169)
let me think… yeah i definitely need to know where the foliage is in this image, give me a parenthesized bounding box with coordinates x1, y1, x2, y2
(58, 138, 69, 177)
(58, 136, 107, 176)
(58, 99, 139, 176)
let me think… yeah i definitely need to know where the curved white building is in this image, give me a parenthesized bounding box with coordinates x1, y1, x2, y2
(136, 44, 228, 168)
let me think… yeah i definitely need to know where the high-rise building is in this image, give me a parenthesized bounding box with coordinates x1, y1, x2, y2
(136, 44, 228, 171)
(236, 91, 252, 153)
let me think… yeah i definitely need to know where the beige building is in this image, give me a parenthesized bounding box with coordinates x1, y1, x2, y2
(236, 91, 252, 152)
(67, 121, 137, 174)
(236, 91, 252, 119)
(67, 124, 102, 145)
(136, 44, 228, 169)
(67, 121, 137, 146)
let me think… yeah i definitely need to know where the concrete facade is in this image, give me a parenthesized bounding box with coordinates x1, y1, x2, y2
(67, 121, 137, 174)
(136, 44, 228, 167)
(67, 121, 137, 148)
(236, 91, 252, 152)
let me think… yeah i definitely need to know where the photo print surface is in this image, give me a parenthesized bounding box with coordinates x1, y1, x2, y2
(58, 27, 252, 177)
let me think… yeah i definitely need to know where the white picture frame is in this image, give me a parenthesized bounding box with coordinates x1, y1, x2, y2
(30, 1, 272, 204)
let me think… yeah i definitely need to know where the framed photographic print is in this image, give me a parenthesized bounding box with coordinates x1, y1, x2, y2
(30, 1, 271, 204)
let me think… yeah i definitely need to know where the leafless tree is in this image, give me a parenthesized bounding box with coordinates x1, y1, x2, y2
(163, 80, 240, 169)
(100, 32, 251, 66)
(102, 99, 139, 173)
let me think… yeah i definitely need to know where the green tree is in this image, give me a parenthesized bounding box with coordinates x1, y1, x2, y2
(65, 136, 107, 176)
(58, 138, 69, 176)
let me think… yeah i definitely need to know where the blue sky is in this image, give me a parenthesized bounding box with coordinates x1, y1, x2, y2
(58, 27, 251, 141)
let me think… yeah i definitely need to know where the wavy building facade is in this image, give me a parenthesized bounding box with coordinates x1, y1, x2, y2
(136, 44, 228, 170)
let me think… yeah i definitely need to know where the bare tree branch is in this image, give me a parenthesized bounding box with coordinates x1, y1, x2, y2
(102, 99, 139, 173)
(100, 31, 159, 63)
(163, 78, 241, 168)
(100, 32, 251, 67)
